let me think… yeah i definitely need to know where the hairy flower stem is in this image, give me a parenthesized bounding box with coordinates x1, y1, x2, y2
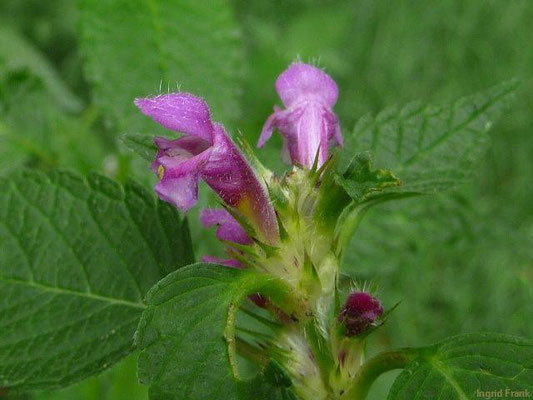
(344, 348, 422, 399)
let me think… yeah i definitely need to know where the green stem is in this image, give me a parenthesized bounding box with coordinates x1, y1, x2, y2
(346, 348, 422, 399)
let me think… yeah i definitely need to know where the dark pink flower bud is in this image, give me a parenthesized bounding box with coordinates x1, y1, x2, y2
(338, 292, 383, 337)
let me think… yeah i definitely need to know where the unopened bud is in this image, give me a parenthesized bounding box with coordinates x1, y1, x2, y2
(338, 292, 383, 336)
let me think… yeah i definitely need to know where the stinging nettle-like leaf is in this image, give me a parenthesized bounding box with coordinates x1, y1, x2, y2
(388, 333, 533, 400)
(347, 80, 519, 194)
(0, 25, 83, 113)
(78, 0, 244, 133)
(135, 263, 293, 400)
(0, 170, 193, 392)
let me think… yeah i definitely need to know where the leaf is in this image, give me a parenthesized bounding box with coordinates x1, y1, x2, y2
(78, 0, 244, 133)
(0, 169, 194, 392)
(0, 25, 83, 112)
(348, 80, 519, 194)
(120, 133, 158, 162)
(388, 333, 533, 400)
(335, 151, 400, 203)
(0, 72, 106, 174)
(135, 263, 293, 400)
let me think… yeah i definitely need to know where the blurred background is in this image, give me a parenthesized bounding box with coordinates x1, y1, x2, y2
(1, 0, 531, 398)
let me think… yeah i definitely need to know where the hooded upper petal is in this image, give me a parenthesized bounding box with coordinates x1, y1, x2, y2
(134, 93, 214, 142)
(275, 63, 338, 108)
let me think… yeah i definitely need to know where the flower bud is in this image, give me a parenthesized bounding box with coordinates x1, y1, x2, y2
(338, 292, 383, 337)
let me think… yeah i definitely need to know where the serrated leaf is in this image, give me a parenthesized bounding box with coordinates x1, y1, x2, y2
(135, 264, 293, 400)
(0, 25, 82, 112)
(120, 133, 158, 162)
(78, 0, 244, 133)
(348, 80, 519, 194)
(0, 169, 193, 392)
(335, 151, 400, 203)
(388, 333, 533, 400)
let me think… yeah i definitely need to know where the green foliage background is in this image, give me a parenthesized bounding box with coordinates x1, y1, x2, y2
(0, 0, 531, 398)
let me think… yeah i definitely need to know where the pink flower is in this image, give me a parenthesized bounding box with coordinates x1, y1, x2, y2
(200, 208, 252, 245)
(199, 208, 252, 269)
(258, 63, 342, 168)
(135, 93, 279, 246)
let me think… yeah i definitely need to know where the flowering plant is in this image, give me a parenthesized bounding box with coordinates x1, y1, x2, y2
(0, 20, 531, 400)
(118, 63, 529, 400)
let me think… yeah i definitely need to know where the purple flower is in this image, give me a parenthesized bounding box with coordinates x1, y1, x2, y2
(258, 62, 342, 168)
(200, 208, 252, 245)
(135, 93, 279, 246)
(338, 292, 383, 337)
(200, 208, 251, 269)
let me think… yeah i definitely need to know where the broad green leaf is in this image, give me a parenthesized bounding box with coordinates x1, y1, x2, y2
(0, 25, 82, 112)
(0, 72, 106, 175)
(388, 333, 533, 400)
(335, 151, 400, 203)
(135, 264, 293, 400)
(0, 170, 193, 392)
(78, 0, 244, 133)
(348, 81, 519, 194)
(120, 133, 158, 162)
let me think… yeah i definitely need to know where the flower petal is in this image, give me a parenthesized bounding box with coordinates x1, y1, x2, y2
(201, 255, 243, 269)
(276, 104, 329, 168)
(275, 63, 338, 108)
(154, 175, 198, 211)
(324, 109, 343, 147)
(134, 93, 214, 142)
(257, 111, 278, 148)
(280, 139, 291, 164)
(152, 135, 211, 173)
(154, 147, 212, 211)
(200, 208, 252, 245)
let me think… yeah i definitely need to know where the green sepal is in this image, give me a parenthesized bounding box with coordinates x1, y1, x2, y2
(120, 132, 157, 161)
